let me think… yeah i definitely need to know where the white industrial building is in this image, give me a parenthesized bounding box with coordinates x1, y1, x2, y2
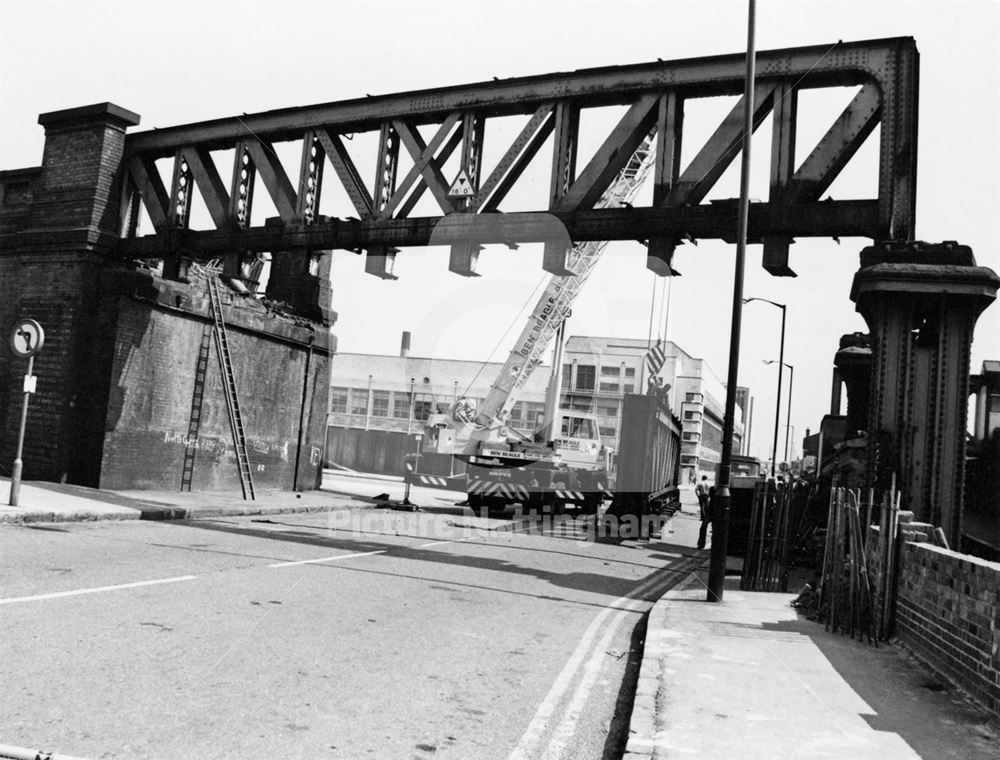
(328, 334, 747, 482)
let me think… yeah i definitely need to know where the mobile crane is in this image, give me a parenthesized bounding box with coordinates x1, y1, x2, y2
(417, 135, 657, 514)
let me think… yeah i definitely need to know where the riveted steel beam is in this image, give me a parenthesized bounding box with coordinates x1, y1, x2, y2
(763, 82, 798, 276)
(118, 37, 918, 277)
(128, 154, 169, 231)
(230, 143, 256, 229)
(125, 37, 912, 154)
(389, 115, 463, 218)
(244, 140, 297, 221)
(316, 129, 373, 217)
(184, 146, 231, 229)
(121, 199, 878, 258)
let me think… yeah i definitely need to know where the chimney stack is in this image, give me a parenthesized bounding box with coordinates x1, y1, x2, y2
(400, 331, 411, 358)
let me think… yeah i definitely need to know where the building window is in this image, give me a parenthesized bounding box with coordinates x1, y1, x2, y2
(624, 367, 636, 378)
(601, 366, 620, 377)
(562, 364, 572, 389)
(413, 399, 432, 421)
(371, 391, 390, 417)
(330, 387, 349, 414)
(576, 365, 595, 391)
(599, 425, 617, 438)
(623, 384, 635, 394)
(597, 403, 619, 417)
(507, 404, 522, 426)
(683, 410, 701, 421)
(682, 431, 700, 441)
(392, 394, 411, 419)
(685, 392, 703, 403)
(599, 381, 619, 393)
(350, 389, 369, 416)
(681, 455, 699, 465)
(524, 403, 544, 430)
(700, 416, 723, 451)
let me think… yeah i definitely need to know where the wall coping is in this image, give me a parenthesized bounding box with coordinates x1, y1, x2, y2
(904, 540, 1000, 572)
(38, 102, 140, 131)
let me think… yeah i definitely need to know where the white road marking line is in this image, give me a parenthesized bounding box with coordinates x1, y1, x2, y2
(418, 536, 478, 548)
(506, 566, 680, 760)
(269, 550, 386, 568)
(540, 572, 677, 760)
(271, 533, 477, 567)
(0, 575, 197, 605)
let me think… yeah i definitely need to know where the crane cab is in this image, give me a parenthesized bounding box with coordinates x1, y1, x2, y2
(547, 411, 606, 470)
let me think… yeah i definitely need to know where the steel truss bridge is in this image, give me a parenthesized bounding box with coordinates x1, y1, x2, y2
(118, 36, 918, 279)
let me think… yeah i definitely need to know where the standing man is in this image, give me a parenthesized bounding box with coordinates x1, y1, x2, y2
(695, 475, 711, 549)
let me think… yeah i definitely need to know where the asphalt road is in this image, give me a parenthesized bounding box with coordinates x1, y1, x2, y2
(0, 483, 700, 760)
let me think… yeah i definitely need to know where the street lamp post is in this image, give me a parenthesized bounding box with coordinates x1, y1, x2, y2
(707, 0, 757, 603)
(765, 360, 794, 468)
(744, 297, 786, 477)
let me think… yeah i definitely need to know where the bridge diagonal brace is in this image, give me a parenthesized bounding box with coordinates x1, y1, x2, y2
(665, 82, 778, 207)
(184, 146, 232, 229)
(646, 82, 777, 276)
(544, 93, 659, 274)
(555, 93, 661, 213)
(244, 140, 298, 222)
(763, 81, 881, 277)
(128, 154, 170, 231)
(316, 129, 374, 218)
(379, 113, 462, 219)
(393, 122, 463, 219)
(471, 104, 554, 213)
(789, 80, 882, 202)
(478, 106, 556, 214)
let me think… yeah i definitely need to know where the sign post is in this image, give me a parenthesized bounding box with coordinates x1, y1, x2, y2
(9, 319, 44, 507)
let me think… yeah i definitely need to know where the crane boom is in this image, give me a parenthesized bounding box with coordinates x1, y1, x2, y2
(473, 134, 657, 430)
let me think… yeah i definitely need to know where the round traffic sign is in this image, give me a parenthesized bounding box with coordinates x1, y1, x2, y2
(10, 318, 44, 358)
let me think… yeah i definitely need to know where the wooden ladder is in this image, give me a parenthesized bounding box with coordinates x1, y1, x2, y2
(180, 324, 213, 491)
(206, 275, 255, 501)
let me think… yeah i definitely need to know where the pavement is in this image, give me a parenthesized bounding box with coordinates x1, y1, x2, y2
(627, 493, 1000, 760)
(2, 477, 997, 759)
(0, 475, 361, 524)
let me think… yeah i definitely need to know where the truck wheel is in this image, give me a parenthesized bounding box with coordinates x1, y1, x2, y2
(581, 493, 602, 515)
(486, 496, 508, 517)
(468, 493, 486, 516)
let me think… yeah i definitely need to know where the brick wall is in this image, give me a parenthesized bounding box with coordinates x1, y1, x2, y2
(869, 520, 1000, 717)
(0, 104, 138, 484)
(894, 542, 1000, 715)
(97, 272, 333, 492)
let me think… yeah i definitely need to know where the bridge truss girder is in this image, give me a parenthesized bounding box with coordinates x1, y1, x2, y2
(118, 36, 918, 279)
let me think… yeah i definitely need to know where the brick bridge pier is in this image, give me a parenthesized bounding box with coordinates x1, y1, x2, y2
(0, 104, 333, 492)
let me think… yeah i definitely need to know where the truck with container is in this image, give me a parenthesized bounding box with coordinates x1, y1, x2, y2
(406, 134, 681, 516)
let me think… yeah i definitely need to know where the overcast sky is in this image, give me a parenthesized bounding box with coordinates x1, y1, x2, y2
(2, 0, 998, 462)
